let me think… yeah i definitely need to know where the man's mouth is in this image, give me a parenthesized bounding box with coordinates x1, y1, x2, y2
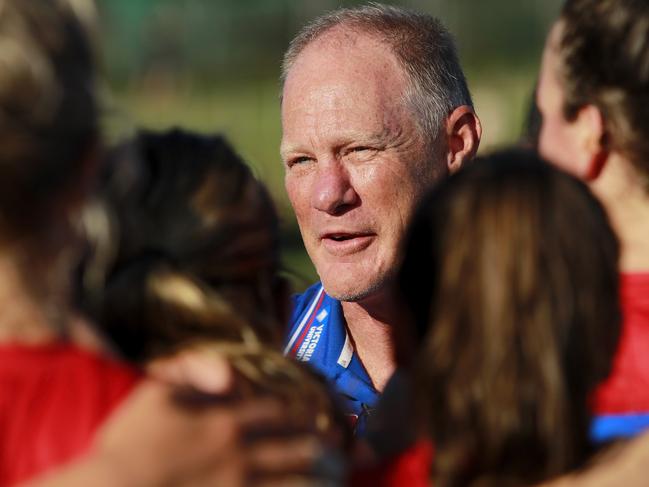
(329, 233, 356, 241)
(320, 232, 375, 256)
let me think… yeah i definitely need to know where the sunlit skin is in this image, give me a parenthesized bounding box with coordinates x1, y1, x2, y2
(281, 27, 480, 390)
(538, 23, 649, 272)
(537, 24, 592, 178)
(281, 28, 437, 305)
(533, 13, 649, 487)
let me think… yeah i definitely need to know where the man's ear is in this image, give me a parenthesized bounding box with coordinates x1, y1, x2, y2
(445, 106, 482, 174)
(574, 104, 609, 180)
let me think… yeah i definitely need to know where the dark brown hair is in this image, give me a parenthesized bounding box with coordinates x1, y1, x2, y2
(0, 0, 97, 239)
(78, 129, 284, 362)
(556, 0, 649, 179)
(399, 149, 620, 486)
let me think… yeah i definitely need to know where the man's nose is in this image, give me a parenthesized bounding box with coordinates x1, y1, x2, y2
(311, 163, 359, 215)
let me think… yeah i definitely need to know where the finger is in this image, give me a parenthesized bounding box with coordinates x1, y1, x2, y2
(235, 398, 292, 431)
(249, 442, 346, 487)
(191, 398, 292, 443)
(147, 348, 233, 394)
(248, 436, 322, 473)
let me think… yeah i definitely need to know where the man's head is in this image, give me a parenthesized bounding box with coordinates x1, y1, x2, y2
(537, 0, 649, 181)
(281, 4, 481, 302)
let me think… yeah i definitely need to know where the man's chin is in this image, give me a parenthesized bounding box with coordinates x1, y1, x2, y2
(320, 276, 388, 303)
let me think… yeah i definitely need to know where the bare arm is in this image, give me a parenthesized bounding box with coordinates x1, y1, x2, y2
(539, 434, 649, 487)
(22, 347, 342, 487)
(22, 379, 328, 487)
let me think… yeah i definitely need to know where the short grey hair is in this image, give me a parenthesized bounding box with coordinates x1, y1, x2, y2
(281, 3, 473, 141)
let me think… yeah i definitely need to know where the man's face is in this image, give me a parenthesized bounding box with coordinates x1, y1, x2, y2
(537, 25, 588, 177)
(281, 29, 440, 302)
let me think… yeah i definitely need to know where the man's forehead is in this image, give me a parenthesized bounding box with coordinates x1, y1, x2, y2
(280, 76, 409, 147)
(280, 25, 420, 153)
(305, 25, 381, 52)
(284, 26, 403, 86)
(305, 25, 367, 54)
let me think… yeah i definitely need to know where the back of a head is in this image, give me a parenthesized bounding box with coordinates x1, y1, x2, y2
(78, 129, 350, 446)
(399, 150, 620, 486)
(281, 2, 472, 140)
(79, 129, 284, 363)
(557, 0, 649, 178)
(0, 0, 97, 241)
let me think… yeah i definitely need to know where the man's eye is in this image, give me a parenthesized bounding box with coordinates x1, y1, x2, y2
(346, 146, 378, 159)
(287, 156, 312, 167)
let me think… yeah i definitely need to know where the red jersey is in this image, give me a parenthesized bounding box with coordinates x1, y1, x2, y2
(0, 342, 139, 485)
(350, 439, 434, 487)
(594, 272, 649, 414)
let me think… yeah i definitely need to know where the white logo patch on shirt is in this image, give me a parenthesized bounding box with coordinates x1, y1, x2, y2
(295, 324, 325, 362)
(316, 309, 328, 322)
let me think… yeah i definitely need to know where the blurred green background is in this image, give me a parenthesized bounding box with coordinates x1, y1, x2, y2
(94, 0, 562, 290)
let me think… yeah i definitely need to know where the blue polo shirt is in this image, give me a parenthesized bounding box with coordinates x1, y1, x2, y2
(284, 282, 380, 433)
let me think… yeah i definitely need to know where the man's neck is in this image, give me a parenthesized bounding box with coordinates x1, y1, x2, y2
(341, 291, 399, 392)
(591, 153, 649, 272)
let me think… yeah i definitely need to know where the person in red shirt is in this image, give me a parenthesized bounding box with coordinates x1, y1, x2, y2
(0, 1, 140, 482)
(359, 0, 649, 485)
(0, 1, 340, 485)
(536, 0, 649, 442)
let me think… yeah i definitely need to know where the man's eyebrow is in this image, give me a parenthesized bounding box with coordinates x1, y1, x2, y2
(280, 127, 397, 159)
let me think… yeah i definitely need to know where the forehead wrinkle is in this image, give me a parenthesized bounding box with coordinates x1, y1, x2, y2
(284, 82, 396, 135)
